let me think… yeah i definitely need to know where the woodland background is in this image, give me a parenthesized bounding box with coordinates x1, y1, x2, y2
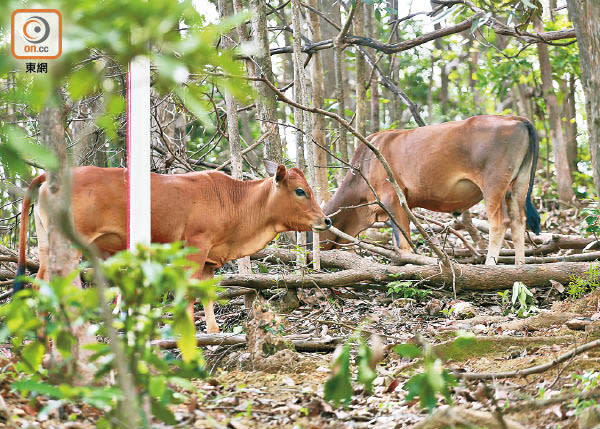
(0, 0, 600, 428)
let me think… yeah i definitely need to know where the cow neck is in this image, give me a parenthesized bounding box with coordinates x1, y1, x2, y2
(323, 173, 361, 219)
(220, 176, 275, 239)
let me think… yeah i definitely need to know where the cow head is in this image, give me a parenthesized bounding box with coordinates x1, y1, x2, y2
(263, 160, 331, 232)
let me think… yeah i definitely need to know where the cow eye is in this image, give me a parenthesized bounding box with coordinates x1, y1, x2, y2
(295, 188, 306, 197)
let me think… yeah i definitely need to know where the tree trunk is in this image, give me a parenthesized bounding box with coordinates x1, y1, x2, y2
(219, 0, 252, 302)
(366, 3, 379, 133)
(71, 97, 105, 167)
(308, 0, 330, 203)
(40, 97, 95, 385)
(249, 0, 283, 163)
(567, 0, 600, 199)
(560, 75, 578, 172)
(333, 2, 348, 178)
(535, 18, 575, 202)
(354, 3, 367, 140)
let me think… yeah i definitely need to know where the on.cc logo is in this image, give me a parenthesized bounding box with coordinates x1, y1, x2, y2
(22, 16, 50, 44)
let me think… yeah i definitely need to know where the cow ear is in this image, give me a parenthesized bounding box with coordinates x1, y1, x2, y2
(263, 160, 278, 176)
(275, 164, 287, 183)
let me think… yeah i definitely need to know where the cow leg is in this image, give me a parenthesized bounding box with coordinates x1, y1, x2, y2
(202, 267, 219, 334)
(507, 172, 530, 265)
(483, 190, 509, 265)
(506, 194, 526, 264)
(382, 195, 411, 252)
(185, 243, 220, 333)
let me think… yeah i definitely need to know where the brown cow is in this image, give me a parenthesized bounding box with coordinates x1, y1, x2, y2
(321, 115, 540, 265)
(15, 161, 331, 333)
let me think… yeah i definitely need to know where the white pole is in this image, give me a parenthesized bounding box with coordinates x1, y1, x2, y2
(127, 55, 151, 249)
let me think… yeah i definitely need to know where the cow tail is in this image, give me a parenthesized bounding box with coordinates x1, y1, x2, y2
(522, 120, 541, 235)
(14, 173, 47, 294)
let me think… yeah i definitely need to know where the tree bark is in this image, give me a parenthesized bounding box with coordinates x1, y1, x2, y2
(535, 17, 574, 202)
(567, 0, 600, 200)
(308, 0, 330, 203)
(354, 4, 367, 141)
(249, 0, 283, 163)
(365, 2, 378, 134)
(71, 97, 105, 167)
(222, 250, 591, 291)
(333, 2, 349, 178)
(219, 0, 252, 303)
(40, 97, 98, 387)
(155, 333, 344, 352)
(560, 75, 578, 172)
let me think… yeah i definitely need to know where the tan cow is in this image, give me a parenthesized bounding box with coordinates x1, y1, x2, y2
(15, 161, 331, 333)
(321, 115, 540, 265)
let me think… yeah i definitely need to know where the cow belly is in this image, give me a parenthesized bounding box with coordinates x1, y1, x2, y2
(93, 233, 126, 256)
(411, 179, 482, 213)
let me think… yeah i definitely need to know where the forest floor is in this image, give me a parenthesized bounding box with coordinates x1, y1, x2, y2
(1, 202, 599, 428)
(1, 273, 598, 428)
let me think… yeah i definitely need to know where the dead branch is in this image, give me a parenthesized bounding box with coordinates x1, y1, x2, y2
(329, 225, 438, 265)
(224, 249, 589, 291)
(153, 333, 345, 352)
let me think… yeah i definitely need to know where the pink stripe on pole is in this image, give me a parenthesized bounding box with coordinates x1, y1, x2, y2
(126, 69, 131, 249)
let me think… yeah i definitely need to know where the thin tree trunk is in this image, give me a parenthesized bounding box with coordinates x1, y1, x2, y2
(535, 18, 574, 202)
(567, 0, 599, 199)
(219, 0, 252, 310)
(354, 3, 367, 141)
(366, 3, 379, 133)
(560, 76, 578, 172)
(333, 2, 348, 180)
(308, 0, 330, 204)
(249, 0, 283, 163)
(72, 97, 104, 166)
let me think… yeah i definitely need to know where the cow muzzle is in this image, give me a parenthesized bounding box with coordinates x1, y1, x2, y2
(312, 217, 332, 231)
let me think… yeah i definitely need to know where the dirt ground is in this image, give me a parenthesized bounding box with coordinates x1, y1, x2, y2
(2, 283, 597, 428)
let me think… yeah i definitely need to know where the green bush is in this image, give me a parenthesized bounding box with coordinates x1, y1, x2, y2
(567, 264, 600, 300)
(0, 242, 217, 427)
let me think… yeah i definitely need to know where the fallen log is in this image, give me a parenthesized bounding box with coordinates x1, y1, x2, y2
(461, 218, 595, 248)
(0, 256, 40, 271)
(459, 250, 600, 265)
(228, 250, 590, 291)
(153, 333, 345, 352)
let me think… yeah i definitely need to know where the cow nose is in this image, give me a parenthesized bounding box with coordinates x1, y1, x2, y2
(324, 217, 332, 228)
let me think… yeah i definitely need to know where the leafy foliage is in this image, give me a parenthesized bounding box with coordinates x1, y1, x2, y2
(324, 336, 380, 408)
(567, 264, 600, 300)
(386, 280, 432, 301)
(0, 243, 216, 426)
(393, 334, 472, 412)
(499, 281, 538, 318)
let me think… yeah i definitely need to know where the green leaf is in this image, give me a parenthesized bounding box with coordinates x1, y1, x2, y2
(56, 331, 75, 359)
(173, 312, 199, 363)
(324, 344, 353, 407)
(22, 341, 45, 373)
(68, 66, 98, 100)
(12, 380, 64, 398)
(393, 344, 422, 359)
(151, 398, 177, 425)
(149, 375, 166, 398)
(357, 341, 376, 394)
